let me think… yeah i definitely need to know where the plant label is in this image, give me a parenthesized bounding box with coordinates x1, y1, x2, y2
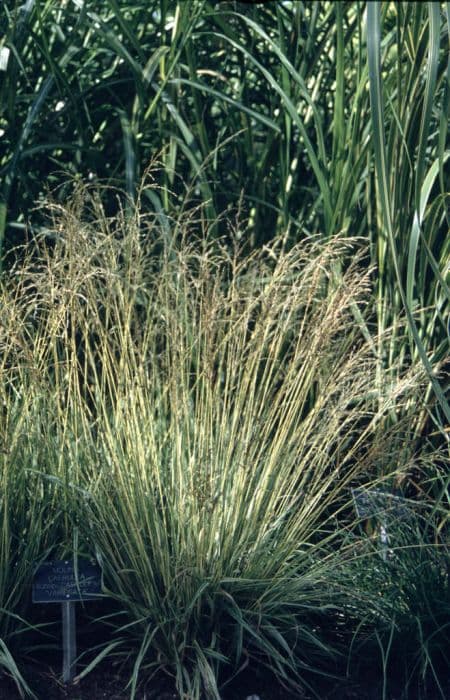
(32, 560, 101, 603)
(32, 560, 102, 683)
(351, 488, 411, 520)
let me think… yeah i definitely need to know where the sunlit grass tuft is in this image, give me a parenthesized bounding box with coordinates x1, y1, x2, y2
(0, 184, 437, 696)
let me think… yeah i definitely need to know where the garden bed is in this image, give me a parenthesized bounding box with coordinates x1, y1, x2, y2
(2, 661, 449, 700)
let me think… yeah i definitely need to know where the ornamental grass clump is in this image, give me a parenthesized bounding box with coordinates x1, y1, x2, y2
(0, 185, 431, 698)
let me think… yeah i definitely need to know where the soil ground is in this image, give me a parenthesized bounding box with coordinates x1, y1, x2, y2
(0, 662, 448, 700)
(2, 606, 448, 700)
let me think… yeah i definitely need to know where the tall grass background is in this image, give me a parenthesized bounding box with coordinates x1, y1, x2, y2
(1, 0, 448, 427)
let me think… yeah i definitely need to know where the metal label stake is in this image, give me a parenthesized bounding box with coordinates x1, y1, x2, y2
(352, 487, 414, 560)
(32, 559, 102, 684)
(62, 600, 77, 683)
